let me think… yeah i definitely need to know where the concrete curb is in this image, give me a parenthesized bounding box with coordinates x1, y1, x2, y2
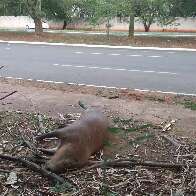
(0, 40, 196, 52)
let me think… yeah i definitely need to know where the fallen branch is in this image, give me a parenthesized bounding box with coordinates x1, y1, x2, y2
(0, 91, 17, 101)
(0, 168, 10, 173)
(0, 154, 65, 184)
(0, 65, 4, 70)
(20, 134, 47, 159)
(80, 159, 195, 171)
(161, 135, 181, 148)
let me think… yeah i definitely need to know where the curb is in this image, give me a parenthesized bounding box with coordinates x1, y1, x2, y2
(0, 40, 196, 52)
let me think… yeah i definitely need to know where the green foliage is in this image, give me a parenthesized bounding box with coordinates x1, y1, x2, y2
(23, 0, 44, 19)
(135, 0, 177, 31)
(110, 117, 153, 135)
(42, 0, 74, 22)
(50, 182, 73, 193)
(183, 101, 196, 110)
(170, 0, 196, 17)
(129, 133, 154, 145)
(0, 0, 27, 16)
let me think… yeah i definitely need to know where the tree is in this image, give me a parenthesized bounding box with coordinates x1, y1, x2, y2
(23, 0, 43, 35)
(0, 0, 25, 16)
(170, 0, 196, 17)
(74, 0, 118, 39)
(115, 0, 136, 38)
(42, 0, 74, 29)
(135, 0, 176, 32)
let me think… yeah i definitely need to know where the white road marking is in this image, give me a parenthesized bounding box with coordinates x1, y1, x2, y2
(5, 47, 11, 50)
(143, 71, 155, 73)
(1, 40, 196, 51)
(89, 66, 99, 69)
(115, 68, 127, 71)
(53, 63, 59, 66)
(148, 55, 161, 58)
(61, 64, 73, 67)
(128, 54, 142, 57)
(1, 76, 196, 96)
(91, 52, 102, 55)
(75, 51, 84, 54)
(53, 64, 178, 75)
(168, 51, 176, 54)
(109, 53, 121, 56)
(101, 67, 112, 70)
(75, 65, 86, 68)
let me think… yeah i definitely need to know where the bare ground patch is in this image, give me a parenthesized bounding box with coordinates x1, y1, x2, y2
(0, 80, 196, 195)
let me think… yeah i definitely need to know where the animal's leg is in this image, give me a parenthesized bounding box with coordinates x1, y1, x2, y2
(36, 128, 67, 141)
(38, 147, 58, 155)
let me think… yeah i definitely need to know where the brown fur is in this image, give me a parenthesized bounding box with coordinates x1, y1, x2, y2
(36, 109, 108, 172)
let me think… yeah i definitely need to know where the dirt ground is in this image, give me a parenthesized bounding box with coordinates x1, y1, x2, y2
(0, 31, 196, 48)
(0, 79, 196, 195)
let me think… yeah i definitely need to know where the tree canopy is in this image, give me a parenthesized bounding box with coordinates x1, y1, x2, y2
(0, 0, 195, 34)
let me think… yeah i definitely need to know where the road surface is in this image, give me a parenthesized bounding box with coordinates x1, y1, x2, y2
(0, 42, 196, 95)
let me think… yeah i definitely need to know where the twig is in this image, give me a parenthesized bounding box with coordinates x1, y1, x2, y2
(0, 168, 10, 173)
(0, 65, 4, 70)
(79, 159, 196, 171)
(0, 154, 65, 184)
(20, 133, 48, 161)
(0, 91, 17, 101)
(161, 135, 181, 148)
(108, 178, 131, 188)
(38, 114, 46, 133)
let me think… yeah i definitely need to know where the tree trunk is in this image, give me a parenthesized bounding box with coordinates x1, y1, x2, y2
(144, 23, 150, 32)
(128, 14, 134, 38)
(63, 20, 67, 30)
(106, 19, 110, 40)
(34, 18, 43, 35)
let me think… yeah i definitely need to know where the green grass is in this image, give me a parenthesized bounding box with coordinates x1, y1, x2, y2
(129, 133, 154, 146)
(50, 182, 74, 193)
(183, 101, 196, 110)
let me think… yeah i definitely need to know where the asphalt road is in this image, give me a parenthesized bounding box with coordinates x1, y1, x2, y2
(0, 42, 196, 95)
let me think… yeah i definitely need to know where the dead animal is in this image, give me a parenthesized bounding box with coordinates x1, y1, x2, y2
(36, 106, 108, 173)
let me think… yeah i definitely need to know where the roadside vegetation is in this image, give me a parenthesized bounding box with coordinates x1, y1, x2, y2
(1, 31, 196, 48)
(0, 0, 195, 36)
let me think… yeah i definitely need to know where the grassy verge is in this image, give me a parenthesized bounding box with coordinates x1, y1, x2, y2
(0, 31, 196, 48)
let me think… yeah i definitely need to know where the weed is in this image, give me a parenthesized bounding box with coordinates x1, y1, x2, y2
(104, 139, 113, 147)
(50, 182, 74, 193)
(129, 133, 154, 146)
(108, 127, 122, 134)
(183, 101, 196, 110)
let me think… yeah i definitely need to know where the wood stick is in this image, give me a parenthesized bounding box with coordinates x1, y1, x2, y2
(80, 159, 195, 171)
(0, 91, 17, 101)
(0, 154, 65, 184)
(0, 168, 10, 173)
(161, 135, 181, 148)
(0, 66, 4, 70)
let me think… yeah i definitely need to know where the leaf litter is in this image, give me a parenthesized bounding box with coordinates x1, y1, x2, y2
(0, 111, 196, 195)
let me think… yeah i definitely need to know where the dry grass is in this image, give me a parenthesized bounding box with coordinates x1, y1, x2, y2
(0, 31, 196, 48)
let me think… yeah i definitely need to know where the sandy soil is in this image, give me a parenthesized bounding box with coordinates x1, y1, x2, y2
(0, 79, 196, 138)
